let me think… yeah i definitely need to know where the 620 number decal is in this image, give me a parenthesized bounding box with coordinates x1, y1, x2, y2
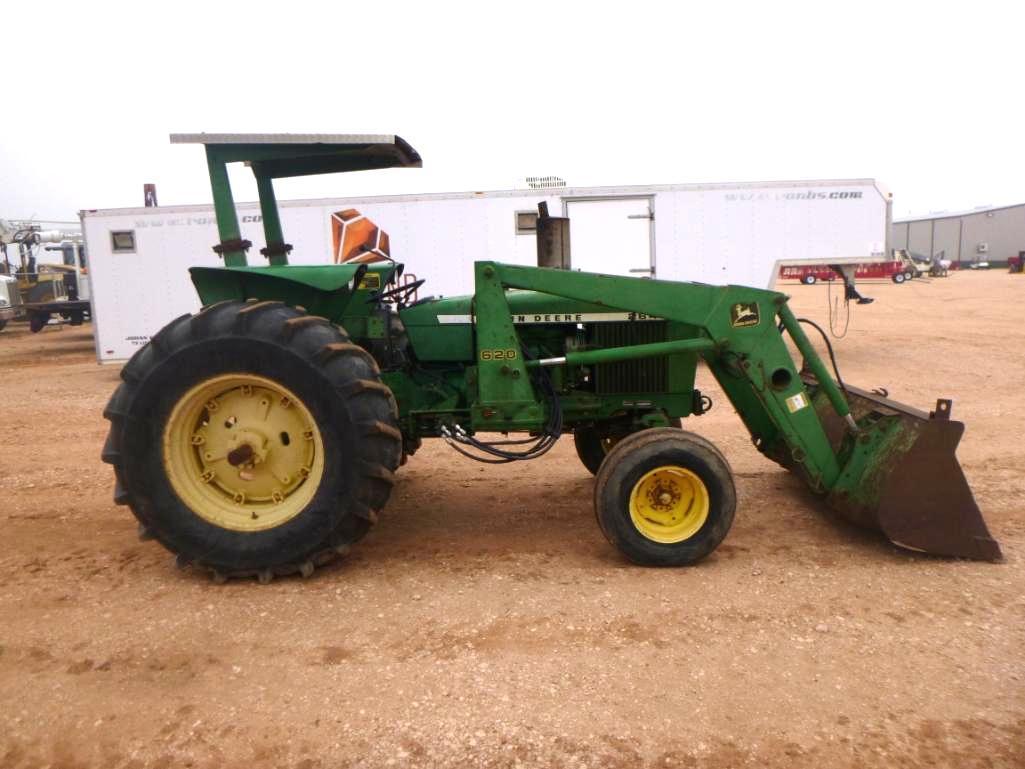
(480, 349, 518, 361)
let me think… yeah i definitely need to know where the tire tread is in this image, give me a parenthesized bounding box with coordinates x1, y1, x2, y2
(101, 301, 402, 582)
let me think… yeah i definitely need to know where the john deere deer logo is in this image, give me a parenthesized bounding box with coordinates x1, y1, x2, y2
(730, 302, 760, 328)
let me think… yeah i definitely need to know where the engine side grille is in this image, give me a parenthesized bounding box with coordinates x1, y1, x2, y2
(591, 322, 668, 394)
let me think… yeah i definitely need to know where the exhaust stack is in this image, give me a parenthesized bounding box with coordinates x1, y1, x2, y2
(535, 201, 570, 269)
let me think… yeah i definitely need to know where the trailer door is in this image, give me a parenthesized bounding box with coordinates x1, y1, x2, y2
(564, 197, 654, 277)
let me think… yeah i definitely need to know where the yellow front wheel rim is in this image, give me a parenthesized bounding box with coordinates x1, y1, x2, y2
(629, 465, 710, 543)
(162, 374, 325, 532)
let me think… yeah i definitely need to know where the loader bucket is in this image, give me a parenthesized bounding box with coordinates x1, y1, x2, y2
(807, 379, 1002, 562)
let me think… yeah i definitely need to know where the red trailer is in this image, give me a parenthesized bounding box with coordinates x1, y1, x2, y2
(780, 260, 911, 285)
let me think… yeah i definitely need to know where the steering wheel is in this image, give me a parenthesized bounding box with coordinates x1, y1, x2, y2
(368, 278, 427, 308)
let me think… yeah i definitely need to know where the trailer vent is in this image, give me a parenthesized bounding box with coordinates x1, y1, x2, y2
(515, 211, 538, 234)
(111, 230, 136, 253)
(591, 322, 669, 395)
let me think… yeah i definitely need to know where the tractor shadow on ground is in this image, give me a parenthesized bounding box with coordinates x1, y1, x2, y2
(360, 468, 605, 564)
(160, 457, 965, 587)
(344, 460, 933, 575)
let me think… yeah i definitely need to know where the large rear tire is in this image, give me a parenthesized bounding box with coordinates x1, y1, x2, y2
(594, 428, 735, 566)
(574, 428, 621, 475)
(574, 418, 682, 475)
(101, 300, 402, 581)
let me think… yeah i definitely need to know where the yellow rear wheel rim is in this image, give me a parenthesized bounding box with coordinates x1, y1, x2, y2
(162, 374, 325, 532)
(629, 465, 710, 543)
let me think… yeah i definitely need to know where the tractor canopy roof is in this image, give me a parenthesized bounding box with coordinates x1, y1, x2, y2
(169, 133, 422, 178)
(170, 133, 421, 267)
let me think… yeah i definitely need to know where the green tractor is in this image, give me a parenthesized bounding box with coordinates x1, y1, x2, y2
(102, 134, 1001, 582)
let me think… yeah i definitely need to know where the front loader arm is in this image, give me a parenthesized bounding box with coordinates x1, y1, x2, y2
(477, 262, 846, 491)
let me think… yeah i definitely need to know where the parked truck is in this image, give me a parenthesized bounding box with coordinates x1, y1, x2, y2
(0, 219, 91, 331)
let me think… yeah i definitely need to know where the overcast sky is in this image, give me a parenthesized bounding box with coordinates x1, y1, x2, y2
(3, 1, 1022, 222)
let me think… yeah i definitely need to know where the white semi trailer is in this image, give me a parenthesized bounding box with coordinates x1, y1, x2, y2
(82, 178, 891, 362)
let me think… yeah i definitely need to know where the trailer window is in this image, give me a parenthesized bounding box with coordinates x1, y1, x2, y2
(515, 211, 538, 235)
(111, 230, 136, 253)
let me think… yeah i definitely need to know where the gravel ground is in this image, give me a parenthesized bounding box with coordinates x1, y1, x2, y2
(0, 270, 1022, 768)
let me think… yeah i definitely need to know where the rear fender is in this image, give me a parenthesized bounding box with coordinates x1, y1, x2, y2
(189, 264, 372, 322)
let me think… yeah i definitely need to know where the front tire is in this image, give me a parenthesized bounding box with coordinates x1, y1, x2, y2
(594, 428, 735, 566)
(801, 275, 817, 285)
(101, 301, 402, 581)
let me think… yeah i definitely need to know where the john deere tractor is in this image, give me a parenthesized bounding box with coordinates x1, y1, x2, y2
(101, 134, 1001, 582)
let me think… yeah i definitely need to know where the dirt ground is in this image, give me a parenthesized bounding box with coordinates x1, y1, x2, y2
(1, 271, 1022, 769)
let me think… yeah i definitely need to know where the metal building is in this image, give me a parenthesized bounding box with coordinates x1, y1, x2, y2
(891, 203, 1025, 267)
